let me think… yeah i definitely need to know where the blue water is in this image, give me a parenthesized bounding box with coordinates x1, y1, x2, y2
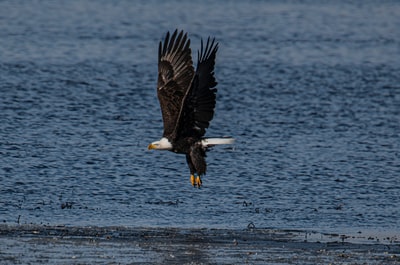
(1, 1, 399, 234)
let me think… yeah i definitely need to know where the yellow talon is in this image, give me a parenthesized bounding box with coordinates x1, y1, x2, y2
(190, 174, 195, 186)
(195, 176, 202, 188)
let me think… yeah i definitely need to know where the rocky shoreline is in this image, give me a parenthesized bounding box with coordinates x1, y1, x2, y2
(1, 224, 399, 264)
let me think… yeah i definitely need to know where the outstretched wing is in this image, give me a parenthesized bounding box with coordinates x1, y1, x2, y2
(157, 30, 195, 140)
(179, 37, 218, 138)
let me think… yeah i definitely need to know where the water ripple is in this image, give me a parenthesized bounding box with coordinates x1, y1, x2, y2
(0, 0, 399, 234)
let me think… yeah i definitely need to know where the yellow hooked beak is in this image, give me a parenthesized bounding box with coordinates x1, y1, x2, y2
(148, 143, 156, 150)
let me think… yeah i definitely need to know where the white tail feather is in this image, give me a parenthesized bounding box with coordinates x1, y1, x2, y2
(201, 138, 235, 147)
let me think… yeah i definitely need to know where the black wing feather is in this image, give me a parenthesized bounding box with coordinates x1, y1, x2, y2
(157, 30, 195, 140)
(180, 37, 218, 138)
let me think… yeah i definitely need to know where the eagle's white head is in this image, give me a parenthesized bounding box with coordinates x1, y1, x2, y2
(148, 137, 173, 150)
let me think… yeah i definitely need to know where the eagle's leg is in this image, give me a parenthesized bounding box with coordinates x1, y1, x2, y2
(190, 174, 196, 186)
(186, 154, 197, 187)
(188, 145, 206, 188)
(195, 175, 202, 187)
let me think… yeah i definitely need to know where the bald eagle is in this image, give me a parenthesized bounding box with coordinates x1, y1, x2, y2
(148, 30, 234, 187)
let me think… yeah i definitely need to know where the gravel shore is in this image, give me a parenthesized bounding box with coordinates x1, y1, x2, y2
(1, 225, 399, 264)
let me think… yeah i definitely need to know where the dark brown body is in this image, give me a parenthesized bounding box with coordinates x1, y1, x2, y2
(171, 137, 207, 176)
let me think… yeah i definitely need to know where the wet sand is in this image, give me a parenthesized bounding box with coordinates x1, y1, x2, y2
(1, 224, 399, 264)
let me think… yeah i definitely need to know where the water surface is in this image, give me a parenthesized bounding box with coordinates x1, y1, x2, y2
(0, 1, 399, 235)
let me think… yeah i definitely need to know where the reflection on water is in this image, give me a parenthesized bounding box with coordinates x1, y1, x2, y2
(0, 1, 399, 234)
